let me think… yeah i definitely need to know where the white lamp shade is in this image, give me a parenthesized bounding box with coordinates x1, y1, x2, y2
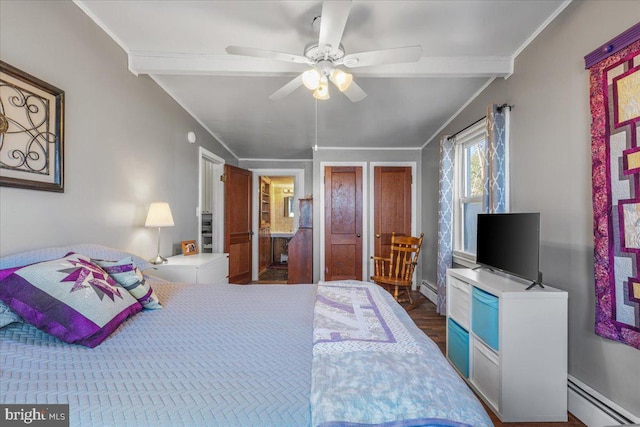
(145, 202, 174, 227)
(302, 69, 321, 90)
(313, 76, 330, 100)
(330, 69, 353, 92)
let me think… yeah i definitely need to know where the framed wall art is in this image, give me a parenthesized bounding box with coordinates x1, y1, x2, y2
(585, 23, 640, 350)
(0, 61, 65, 192)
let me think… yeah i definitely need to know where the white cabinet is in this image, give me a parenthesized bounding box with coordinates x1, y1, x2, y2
(448, 275, 471, 330)
(153, 253, 229, 284)
(446, 268, 568, 422)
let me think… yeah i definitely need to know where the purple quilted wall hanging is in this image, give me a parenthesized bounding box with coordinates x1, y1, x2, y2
(586, 23, 640, 350)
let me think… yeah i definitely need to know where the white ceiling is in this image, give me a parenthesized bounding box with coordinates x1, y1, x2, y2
(74, 0, 570, 160)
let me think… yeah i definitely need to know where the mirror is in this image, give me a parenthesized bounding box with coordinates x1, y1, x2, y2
(283, 196, 294, 217)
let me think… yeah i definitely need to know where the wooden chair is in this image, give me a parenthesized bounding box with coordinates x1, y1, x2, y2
(370, 232, 424, 304)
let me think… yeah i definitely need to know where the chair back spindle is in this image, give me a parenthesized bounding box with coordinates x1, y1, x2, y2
(370, 232, 424, 305)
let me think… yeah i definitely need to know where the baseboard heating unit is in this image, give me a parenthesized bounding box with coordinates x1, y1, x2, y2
(567, 375, 639, 426)
(420, 280, 437, 305)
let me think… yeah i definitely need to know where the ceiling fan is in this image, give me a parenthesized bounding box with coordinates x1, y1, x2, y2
(225, 0, 422, 102)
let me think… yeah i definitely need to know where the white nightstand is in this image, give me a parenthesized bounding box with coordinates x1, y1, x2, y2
(152, 253, 229, 284)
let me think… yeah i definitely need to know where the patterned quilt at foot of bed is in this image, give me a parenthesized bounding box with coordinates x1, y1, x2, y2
(311, 280, 493, 427)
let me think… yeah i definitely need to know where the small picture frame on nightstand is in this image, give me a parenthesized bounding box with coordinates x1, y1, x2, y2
(181, 240, 199, 256)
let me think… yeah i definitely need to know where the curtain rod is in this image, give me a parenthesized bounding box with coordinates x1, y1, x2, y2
(447, 104, 513, 140)
(496, 103, 513, 113)
(447, 116, 485, 141)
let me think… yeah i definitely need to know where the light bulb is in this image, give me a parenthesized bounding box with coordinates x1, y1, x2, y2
(330, 69, 353, 92)
(302, 69, 321, 90)
(313, 76, 330, 100)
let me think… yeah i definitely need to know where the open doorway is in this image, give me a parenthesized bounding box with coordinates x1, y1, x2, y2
(257, 176, 294, 283)
(198, 147, 225, 254)
(250, 169, 305, 282)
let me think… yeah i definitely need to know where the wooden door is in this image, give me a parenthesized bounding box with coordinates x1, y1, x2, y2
(324, 166, 363, 281)
(224, 165, 252, 284)
(373, 166, 412, 259)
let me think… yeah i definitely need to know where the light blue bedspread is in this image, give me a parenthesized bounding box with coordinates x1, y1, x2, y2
(1, 282, 316, 427)
(312, 281, 493, 427)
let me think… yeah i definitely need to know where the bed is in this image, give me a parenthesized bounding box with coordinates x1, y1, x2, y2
(0, 245, 493, 427)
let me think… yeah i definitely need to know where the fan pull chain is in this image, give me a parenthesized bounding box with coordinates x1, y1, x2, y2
(314, 98, 318, 152)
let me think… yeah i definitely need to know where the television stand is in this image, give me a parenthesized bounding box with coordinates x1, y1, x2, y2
(445, 268, 568, 422)
(526, 281, 544, 290)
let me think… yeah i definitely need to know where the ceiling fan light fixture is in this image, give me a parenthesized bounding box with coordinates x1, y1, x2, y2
(313, 76, 330, 100)
(226, 0, 424, 103)
(302, 69, 321, 90)
(330, 69, 353, 92)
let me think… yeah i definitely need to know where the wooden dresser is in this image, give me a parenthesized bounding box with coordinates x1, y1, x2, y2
(288, 198, 312, 284)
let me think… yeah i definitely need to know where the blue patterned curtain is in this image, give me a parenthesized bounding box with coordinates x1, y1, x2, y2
(436, 135, 454, 314)
(436, 105, 508, 315)
(482, 104, 508, 213)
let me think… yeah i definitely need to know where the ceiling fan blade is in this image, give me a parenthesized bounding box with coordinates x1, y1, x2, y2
(341, 45, 423, 68)
(269, 73, 304, 101)
(340, 80, 367, 103)
(318, 0, 352, 56)
(226, 45, 311, 64)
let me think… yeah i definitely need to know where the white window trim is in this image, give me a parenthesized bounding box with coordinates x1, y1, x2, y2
(452, 119, 486, 263)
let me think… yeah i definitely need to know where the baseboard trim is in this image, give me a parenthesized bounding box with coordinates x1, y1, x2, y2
(420, 281, 437, 306)
(568, 375, 639, 426)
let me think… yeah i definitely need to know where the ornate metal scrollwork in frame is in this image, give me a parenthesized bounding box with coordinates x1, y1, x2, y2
(0, 61, 64, 192)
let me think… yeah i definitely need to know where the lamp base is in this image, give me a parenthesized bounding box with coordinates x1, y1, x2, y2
(149, 255, 168, 265)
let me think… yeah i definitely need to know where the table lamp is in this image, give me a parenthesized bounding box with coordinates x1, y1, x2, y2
(145, 202, 174, 264)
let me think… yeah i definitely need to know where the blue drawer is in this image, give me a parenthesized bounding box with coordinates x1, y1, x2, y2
(447, 318, 469, 378)
(471, 287, 499, 351)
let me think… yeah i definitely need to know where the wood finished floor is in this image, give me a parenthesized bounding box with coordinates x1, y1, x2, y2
(402, 291, 586, 427)
(256, 267, 288, 283)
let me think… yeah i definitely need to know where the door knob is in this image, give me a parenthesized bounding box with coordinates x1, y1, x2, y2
(376, 234, 381, 238)
(356, 233, 361, 238)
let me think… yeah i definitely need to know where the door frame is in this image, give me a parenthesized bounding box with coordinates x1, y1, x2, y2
(369, 161, 418, 286)
(319, 161, 368, 282)
(198, 147, 225, 253)
(249, 168, 305, 282)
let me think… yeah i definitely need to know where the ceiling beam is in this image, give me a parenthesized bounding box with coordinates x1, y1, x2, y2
(128, 51, 513, 78)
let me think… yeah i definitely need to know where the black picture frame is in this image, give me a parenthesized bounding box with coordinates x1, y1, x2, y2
(0, 61, 65, 192)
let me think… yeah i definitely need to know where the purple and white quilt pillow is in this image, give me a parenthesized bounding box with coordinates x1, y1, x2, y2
(95, 257, 162, 310)
(0, 253, 142, 347)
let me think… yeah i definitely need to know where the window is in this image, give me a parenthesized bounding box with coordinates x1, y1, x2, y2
(453, 120, 486, 260)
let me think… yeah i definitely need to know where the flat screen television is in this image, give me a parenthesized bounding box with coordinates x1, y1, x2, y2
(476, 213, 541, 287)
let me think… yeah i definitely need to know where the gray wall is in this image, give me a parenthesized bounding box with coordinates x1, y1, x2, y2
(0, 1, 235, 259)
(422, 0, 640, 415)
(421, 141, 440, 285)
